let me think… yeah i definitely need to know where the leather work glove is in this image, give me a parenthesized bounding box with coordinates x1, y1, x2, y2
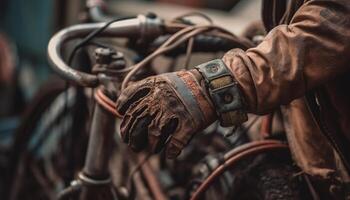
(116, 70, 216, 158)
(117, 59, 248, 158)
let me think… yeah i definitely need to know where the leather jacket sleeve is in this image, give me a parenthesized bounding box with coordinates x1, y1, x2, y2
(223, 0, 350, 114)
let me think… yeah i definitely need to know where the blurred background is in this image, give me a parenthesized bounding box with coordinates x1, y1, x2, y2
(0, 0, 261, 199)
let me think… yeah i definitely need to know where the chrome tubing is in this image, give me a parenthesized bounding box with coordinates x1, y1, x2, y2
(47, 15, 163, 87)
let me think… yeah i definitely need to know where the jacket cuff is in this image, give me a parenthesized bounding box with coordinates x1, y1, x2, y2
(222, 48, 258, 113)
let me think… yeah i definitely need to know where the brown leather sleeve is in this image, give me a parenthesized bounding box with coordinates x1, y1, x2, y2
(223, 0, 350, 114)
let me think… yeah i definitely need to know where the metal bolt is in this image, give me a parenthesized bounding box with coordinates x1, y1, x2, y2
(94, 47, 126, 70)
(95, 48, 116, 65)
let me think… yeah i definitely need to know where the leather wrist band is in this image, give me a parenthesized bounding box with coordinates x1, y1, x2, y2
(163, 71, 215, 128)
(163, 72, 206, 127)
(194, 59, 247, 127)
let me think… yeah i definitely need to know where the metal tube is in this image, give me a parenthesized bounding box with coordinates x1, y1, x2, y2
(47, 18, 141, 87)
(83, 98, 116, 179)
(47, 15, 163, 87)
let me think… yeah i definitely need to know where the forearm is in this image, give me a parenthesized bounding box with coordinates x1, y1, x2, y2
(223, 0, 350, 114)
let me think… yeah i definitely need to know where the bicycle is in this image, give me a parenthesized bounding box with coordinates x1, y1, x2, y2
(8, 2, 313, 199)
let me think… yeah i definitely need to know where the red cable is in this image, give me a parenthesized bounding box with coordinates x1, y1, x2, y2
(94, 89, 122, 118)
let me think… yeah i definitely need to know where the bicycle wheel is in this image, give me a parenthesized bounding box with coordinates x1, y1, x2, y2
(7, 78, 90, 200)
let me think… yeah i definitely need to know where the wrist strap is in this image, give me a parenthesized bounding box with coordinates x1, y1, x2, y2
(195, 59, 247, 127)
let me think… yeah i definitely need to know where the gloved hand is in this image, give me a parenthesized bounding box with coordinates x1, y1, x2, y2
(116, 70, 216, 158)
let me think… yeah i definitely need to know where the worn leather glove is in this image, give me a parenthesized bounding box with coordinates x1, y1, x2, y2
(116, 70, 216, 158)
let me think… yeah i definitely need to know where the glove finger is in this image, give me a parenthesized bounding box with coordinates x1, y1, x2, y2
(116, 80, 153, 115)
(153, 117, 179, 153)
(165, 120, 196, 159)
(165, 137, 185, 159)
(147, 109, 178, 153)
(128, 114, 153, 152)
(120, 103, 148, 143)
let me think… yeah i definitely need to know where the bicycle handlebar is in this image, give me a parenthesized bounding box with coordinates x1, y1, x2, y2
(48, 14, 252, 88)
(47, 15, 164, 87)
